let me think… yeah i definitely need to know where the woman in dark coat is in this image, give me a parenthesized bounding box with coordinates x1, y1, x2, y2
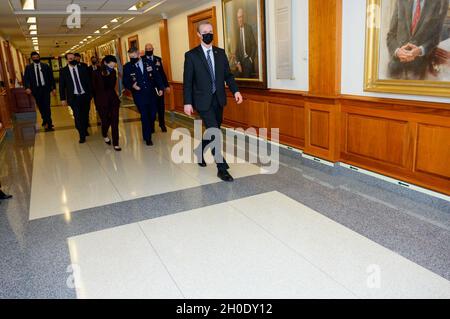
(92, 55, 122, 151)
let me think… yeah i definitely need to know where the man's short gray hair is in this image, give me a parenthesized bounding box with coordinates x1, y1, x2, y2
(197, 20, 213, 33)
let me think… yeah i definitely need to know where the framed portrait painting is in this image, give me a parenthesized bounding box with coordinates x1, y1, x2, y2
(128, 34, 139, 51)
(222, 0, 267, 89)
(364, 0, 450, 97)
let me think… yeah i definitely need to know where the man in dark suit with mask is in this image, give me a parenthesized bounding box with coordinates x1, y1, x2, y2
(123, 47, 164, 146)
(183, 21, 244, 182)
(142, 43, 170, 133)
(387, 0, 449, 80)
(23, 51, 56, 131)
(59, 52, 92, 143)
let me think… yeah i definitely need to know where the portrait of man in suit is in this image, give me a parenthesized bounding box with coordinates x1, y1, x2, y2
(384, 0, 450, 80)
(235, 8, 258, 78)
(223, 0, 262, 81)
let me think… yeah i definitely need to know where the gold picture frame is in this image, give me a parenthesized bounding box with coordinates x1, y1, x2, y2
(364, 0, 450, 97)
(222, 0, 267, 89)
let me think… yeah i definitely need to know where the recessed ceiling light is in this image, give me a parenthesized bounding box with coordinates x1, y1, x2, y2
(79, 41, 83, 44)
(29, 24, 37, 30)
(128, 1, 150, 11)
(22, 0, 35, 10)
(30, 30, 37, 35)
(27, 17, 36, 23)
(87, 36, 92, 39)
(101, 25, 108, 29)
(111, 18, 119, 23)
(31, 37, 38, 40)
(94, 30, 100, 34)
(34, 46, 39, 50)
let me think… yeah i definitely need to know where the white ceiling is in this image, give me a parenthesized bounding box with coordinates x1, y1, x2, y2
(0, 0, 210, 57)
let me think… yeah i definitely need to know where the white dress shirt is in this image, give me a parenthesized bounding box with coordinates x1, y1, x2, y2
(34, 63, 45, 87)
(135, 59, 144, 74)
(68, 65, 85, 95)
(240, 27, 248, 57)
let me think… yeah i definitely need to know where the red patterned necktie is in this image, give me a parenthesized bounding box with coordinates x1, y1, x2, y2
(411, 0, 421, 34)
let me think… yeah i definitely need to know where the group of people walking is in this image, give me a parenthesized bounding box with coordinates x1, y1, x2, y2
(23, 21, 244, 183)
(23, 43, 170, 151)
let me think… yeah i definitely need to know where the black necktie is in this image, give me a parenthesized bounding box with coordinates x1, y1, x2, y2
(72, 67, 83, 94)
(36, 64, 42, 87)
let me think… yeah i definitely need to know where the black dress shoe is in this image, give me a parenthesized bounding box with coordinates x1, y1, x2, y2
(217, 170, 234, 182)
(0, 190, 12, 200)
(146, 139, 153, 146)
(79, 137, 86, 144)
(114, 146, 122, 152)
(161, 126, 167, 133)
(45, 127, 55, 132)
(194, 151, 207, 167)
(198, 161, 207, 168)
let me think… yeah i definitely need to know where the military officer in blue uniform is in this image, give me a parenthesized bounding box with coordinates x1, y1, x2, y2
(142, 43, 171, 133)
(123, 47, 164, 146)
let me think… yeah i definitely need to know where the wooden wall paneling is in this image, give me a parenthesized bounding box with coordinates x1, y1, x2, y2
(304, 98, 340, 161)
(415, 124, 450, 180)
(2, 41, 16, 87)
(340, 100, 450, 195)
(159, 19, 175, 110)
(268, 102, 305, 147)
(308, 0, 342, 97)
(345, 114, 410, 168)
(0, 40, 12, 129)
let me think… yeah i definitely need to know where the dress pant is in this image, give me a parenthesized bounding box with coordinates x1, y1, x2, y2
(33, 87, 52, 127)
(99, 103, 120, 146)
(157, 94, 166, 128)
(70, 94, 90, 139)
(197, 93, 229, 171)
(152, 93, 166, 132)
(136, 91, 157, 141)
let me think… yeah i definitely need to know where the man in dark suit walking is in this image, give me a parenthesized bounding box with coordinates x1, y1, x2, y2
(387, 0, 449, 80)
(235, 8, 257, 78)
(123, 47, 164, 146)
(143, 43, 170, 133)
(184, 21, 243, 182)
(59, 52, 92, 143)
(23, 51, 56, 132)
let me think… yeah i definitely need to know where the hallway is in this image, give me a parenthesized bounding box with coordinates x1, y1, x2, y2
(1, 104, 449, 298)
(0, 0, 449, 303)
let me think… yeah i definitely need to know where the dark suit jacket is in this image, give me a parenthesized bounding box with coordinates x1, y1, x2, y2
(59, 64, 92, 105)
(387, 0, 449, 77)
(236, 24, 257, 64)
(122, 59, 164, 106)
(142, 55, 169, 88)
(183, 45, 239, 112)
(92, 68, 120, 109)
(23, 62, 56, 94)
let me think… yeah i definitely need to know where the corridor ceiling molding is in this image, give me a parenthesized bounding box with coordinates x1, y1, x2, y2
(0, 0, 210, 57)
